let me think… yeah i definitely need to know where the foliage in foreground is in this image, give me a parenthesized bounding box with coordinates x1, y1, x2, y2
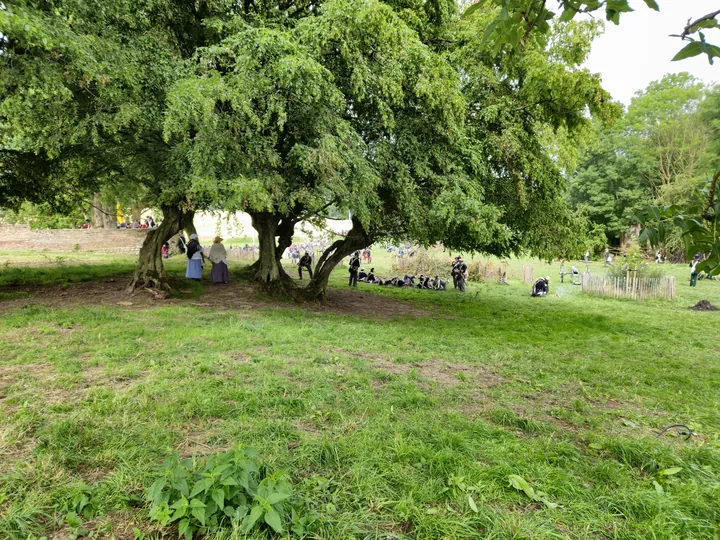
(148, 447, 310, 538)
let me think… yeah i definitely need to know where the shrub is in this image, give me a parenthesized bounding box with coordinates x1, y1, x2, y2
(147, 447, 302, 539)
(606, 248, 664, 279)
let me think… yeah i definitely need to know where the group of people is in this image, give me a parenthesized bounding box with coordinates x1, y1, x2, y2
(345, 251, 448, 289)
(183, 234, 230, 284)
(80, 216, 156, 229)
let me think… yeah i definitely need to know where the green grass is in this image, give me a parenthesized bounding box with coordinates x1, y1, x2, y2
(0, 250, 719, 538)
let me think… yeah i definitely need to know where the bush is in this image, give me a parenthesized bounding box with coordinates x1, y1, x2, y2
(606, 248, 664, 279)
(147, 447, 308, 539)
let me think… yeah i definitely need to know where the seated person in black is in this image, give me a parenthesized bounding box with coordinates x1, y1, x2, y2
(358, 268, 368, 281)
(366, 268, 376, 283)
(531, 277, 550, 297)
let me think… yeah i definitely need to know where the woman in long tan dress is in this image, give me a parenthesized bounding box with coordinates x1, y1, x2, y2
(208, 236, 229, 284)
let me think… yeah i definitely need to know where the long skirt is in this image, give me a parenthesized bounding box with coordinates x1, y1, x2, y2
(211, 261, 230, 284)
(186, 259, 203, 279)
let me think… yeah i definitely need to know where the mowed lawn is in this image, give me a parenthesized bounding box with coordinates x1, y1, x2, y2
(0, 250, 719, 539)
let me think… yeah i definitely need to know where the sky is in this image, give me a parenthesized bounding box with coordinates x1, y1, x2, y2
(583, 0, 719, 105)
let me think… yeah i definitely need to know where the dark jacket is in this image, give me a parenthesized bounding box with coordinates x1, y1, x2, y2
(186, 239, 203, 261)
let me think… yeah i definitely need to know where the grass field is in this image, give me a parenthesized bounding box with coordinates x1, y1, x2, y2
(0, 248, 719, 539)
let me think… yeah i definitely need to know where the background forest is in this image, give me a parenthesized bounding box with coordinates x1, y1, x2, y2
(569, 72, 719, 257)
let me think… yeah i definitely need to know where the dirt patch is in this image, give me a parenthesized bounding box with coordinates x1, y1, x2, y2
(689, 300, 718, 311)
(371, 357, 508, 388)
(176, 419, 228, 457)
(49, 510, 159, 540)
(0, 277, 433, 319)
(319, 289, 433, 319)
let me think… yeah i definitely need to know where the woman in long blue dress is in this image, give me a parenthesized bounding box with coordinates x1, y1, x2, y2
(185, 234, 204, 280)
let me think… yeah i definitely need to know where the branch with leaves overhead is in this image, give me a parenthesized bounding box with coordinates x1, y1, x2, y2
(464, 0, 720, 64)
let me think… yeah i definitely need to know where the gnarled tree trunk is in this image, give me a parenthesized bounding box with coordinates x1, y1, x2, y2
(248, 212, 293, 287)
(127, 204, 192, 292)
(302, 217, 372, 301)
(183, 210, 197, 237)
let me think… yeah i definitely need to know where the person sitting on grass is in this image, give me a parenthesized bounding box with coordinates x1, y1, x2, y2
(432, 275, 446, 290)
(358, 267, 368, 281)
(366, 268, 376, 283)
(531, 276, 550, 297)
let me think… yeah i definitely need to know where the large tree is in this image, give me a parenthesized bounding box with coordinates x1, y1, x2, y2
(0, 0, 241, 289)
(3, 0, 615, 299)
(165, 0, 616, 298)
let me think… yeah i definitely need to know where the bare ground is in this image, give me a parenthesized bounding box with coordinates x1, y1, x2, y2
(0, 276, 434, 319)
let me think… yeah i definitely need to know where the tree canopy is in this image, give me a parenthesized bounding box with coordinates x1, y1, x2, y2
(2, 0, 616, 296)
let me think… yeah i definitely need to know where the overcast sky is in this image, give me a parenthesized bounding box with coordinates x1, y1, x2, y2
(583, 0, 719, 105)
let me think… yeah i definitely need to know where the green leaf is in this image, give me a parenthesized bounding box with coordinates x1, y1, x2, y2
(508, 475, 534, 499)
(659, 467, 682, 476)
(653, 481, 664, 494)
(190, 506, 205, 526)
(480, 20, 500, 47)
(264, 508, 283, 533)
(672, 41, 704, 62)
(211, 489, 225, 510)
(588, 442, 603, 450)
(188, 498, 205, 509)
(221, 477, 239, 486)
(178, 518, 190, 536)
(559, 8, 576, 22)
(244, 504, 264, 532)
(189, 481, 206, 498)
(467, 494, 478, 513)
(148, 478, 167, 503)
(461, 1, 486, 20)
(266, 492, 290, 505)
(642, 0, 659, 10)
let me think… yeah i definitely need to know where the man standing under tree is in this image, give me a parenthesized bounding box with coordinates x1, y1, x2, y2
(176, 233, 187, 255)
(451, 256, 460, 289)
(456, 257, 468, 292)
(349, 251, 361, 287)
(298, 251, 313, 280)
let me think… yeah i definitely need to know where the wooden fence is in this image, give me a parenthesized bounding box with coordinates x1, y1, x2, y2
(522, 266, 535, 285)
(212, 247, 258, 261)
(581, 273, 676, 301)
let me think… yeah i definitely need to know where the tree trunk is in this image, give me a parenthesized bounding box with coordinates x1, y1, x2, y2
(302, 217, 372, 301)
(131, 202, 142, 223)
(103, 202, 116, 229)
(127, 204, 186, 292)
(91, 194, 104, 228)
(248, 212, 296, 293)
(183, 210, 197, 237)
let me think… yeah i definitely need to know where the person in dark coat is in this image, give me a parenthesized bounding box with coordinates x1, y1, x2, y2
(348, 251, 361, 287)
(298, 252, 313, 280)
(177, 234, 187, 255)
(531, 277, 550, 297)
(455, 258, 468, 292)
